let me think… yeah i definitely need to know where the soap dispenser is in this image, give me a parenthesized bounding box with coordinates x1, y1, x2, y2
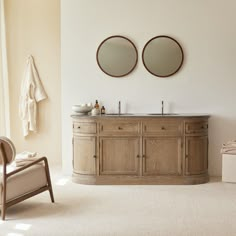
(101, 106, 106, 114)
(91, 100, 100, 116)
(94, 100, 100, 109)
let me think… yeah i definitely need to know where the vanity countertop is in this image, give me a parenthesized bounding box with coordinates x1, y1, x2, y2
(71, 113, 210, 118)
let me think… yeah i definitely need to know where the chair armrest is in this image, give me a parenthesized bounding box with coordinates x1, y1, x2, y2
(6, 156, 48, 178)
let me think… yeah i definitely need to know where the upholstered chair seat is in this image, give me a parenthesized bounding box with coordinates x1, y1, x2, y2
(0, 164, 48, 204)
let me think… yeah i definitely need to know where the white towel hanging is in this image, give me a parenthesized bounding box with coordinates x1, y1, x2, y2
(19, 55, 47, 136)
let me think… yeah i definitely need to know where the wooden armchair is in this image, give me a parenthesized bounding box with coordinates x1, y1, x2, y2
(0, 136, 54, 220)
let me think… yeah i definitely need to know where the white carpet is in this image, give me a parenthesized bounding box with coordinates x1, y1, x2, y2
(1, 168, 236, 236)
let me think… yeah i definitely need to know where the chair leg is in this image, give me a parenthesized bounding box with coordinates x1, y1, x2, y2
(1, 205, 6, 221)
(48, 188, 54, 203)
(44, 158, 55, 203)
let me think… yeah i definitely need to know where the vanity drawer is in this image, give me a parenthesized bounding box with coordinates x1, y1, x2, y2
(143, 121, 183, 136)
(185, 121, 208, 134)
(100, 121, 139, 134)
(73, 122, 97, 134)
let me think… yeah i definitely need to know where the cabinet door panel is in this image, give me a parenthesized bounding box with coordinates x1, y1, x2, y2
(185, 136, 208, 175)
(73, 136, 96, 175)
(100, 137, 139, 175)
(143, 137, 182, 175)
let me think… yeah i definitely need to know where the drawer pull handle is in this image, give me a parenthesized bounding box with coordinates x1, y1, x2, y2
(118, 127, 123, 130)
(161, 126, 165, 130)
(93, 155, 96, 158)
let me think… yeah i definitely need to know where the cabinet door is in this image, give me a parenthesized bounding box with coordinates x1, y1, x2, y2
(73, 136, 96, 175)
(100, 137, 140, 175)
(185, 136, 208, 175)
(143, 137, 182, 175)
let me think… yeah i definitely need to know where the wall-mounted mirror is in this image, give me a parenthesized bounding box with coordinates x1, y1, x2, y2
(96, 35, 138, 77)
(142, 36, 184, 77)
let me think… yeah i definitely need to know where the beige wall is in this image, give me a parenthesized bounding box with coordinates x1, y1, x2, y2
(5, 0, 61, 165)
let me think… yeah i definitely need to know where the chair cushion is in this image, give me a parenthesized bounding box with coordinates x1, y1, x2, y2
(0, 164, 47, 203)
(0, 136, 16, 164)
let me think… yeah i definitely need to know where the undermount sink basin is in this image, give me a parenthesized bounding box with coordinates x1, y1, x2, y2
(147, 113, 179, 116)
(106, 113, 134, 116)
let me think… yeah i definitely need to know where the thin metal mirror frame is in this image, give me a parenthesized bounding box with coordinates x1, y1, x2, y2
(142, 35, 184, 78)
(96, 35, 138, 78)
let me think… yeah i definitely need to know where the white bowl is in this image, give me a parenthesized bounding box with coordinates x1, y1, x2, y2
(72, 104, 93, 113)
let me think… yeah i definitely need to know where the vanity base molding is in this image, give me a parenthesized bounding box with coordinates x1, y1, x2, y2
(72, 174, 209, 185)
(71, 115, 210, 185)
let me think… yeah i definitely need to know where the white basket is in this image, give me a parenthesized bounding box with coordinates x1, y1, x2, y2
(222, 154, 236, 183)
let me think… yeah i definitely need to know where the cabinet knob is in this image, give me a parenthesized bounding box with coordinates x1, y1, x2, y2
(161, 126, 165, 130)
(136, 155, 140, 158)
(93, 155, 96, 158)
(77, 126, 81, 129)
(142, 155, 146, 158)
(118, 127, 122, 130)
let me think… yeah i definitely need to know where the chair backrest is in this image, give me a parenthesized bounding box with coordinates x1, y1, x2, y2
(0, 137, 16, 165)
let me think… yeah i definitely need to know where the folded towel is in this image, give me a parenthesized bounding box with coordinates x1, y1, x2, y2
(16, 151, 37, 160)
(221, 149, 236, 154)
(221, 140, 236, 154)
(13, 151, 41, 167)
(15, 159, 40, 167)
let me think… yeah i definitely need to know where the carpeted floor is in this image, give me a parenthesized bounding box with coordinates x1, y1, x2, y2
(1, 168, 236, 236)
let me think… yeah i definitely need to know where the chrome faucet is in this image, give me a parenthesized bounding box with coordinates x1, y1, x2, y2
(161, 100, 164, 115)
(118, 101, 121, 115)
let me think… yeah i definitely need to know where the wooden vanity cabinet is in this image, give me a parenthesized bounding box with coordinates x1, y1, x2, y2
(142, 120, 183, 176)
(185, 136, 208, 175)
(72, 121, 97, 175)
(72, 116, 209, 185)
(99, 137, 140, 175)
(73, 136, 96, 175)
(142, 137, 182, 176)
(184, 120, 208, 175)
(99, 120, 140, 175)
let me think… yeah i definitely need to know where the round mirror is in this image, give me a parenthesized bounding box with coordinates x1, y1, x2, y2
(142, 36, 184, 77)
(96, 35, 138, 77)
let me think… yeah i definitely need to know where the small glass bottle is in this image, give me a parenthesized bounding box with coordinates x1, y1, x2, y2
(101, 106, 105, 114)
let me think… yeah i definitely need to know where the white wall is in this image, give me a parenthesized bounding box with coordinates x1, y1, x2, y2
(61, 0, 236, 176)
